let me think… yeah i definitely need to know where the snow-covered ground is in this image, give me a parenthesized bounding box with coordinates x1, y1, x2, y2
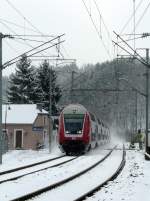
(87, 149, 150, 201)
(0, 148, 111, 201)
(0, 145, 62, 172)
(0, 144, 149, 201)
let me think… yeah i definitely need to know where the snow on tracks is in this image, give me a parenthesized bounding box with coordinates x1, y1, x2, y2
(0, 147, 119, 201)
(0, 155, 76, 184)
(31, 146, 125, 201)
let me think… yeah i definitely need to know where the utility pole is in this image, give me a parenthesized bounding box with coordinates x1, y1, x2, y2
(0, 33, 3, 164)
(114, 59, 119, 134)
(145, 48, 150, 159)
(133, 0, 136, 52)
(113, 32, 150, 159)
(49, 66, 53, 153)
(135, 90, 138, 134)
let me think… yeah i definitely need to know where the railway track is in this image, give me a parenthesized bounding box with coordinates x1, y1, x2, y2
(30, 145, 125, 201)
(0, 155, 65, 175)
(74, 145, 126, 201)
(3, 147, 116, 201)
(0, 155, 77, 184)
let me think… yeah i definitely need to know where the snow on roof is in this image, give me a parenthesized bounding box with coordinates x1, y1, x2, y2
(2, 104, 48, 124)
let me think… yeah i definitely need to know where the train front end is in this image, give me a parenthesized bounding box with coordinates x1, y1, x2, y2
(58, 104, 91, 155)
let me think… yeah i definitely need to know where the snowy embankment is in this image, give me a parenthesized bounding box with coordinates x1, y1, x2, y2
(87, 149, 150, 201)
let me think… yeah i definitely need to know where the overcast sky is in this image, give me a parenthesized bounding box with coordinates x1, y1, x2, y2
(1, 0, 150, 75)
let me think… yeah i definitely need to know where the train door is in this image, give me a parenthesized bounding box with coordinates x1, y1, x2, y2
(15, 129, 23, 149)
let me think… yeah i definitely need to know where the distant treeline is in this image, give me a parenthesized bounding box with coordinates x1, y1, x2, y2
(3, 58, 146, 139)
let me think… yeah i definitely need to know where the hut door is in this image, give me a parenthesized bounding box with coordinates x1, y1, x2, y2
(15, 130, 23, 149)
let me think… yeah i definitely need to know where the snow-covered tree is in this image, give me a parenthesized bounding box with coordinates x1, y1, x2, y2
(37, 60, 62, 115)
(7, 54, 40, 103)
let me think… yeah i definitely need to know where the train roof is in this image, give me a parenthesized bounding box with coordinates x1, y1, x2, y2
(62, 104, 108, 127)
(62, 104, 87, 115)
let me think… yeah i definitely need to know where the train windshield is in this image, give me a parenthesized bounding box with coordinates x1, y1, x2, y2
(64, 114, 84, 135)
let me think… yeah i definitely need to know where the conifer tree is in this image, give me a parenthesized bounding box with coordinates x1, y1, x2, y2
(37, 60, 62, 115)
(7, 54, 40, 103)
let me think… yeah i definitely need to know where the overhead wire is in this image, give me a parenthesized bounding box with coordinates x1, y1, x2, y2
(63, 1, 148, 102)
(120, 0, 144, 34)
(3, 0, 74, 64)
(5, 0, 43, 35)
(92, 0, 114, 60)
(10, 34, 56, 37)
(121, 1, 150, 37)
(4, 40, 19, 54)
(2, 1, 84, 104)
(113, 31, 149, 66)
(3, 0, 112, 95)
(92, 0, 111, 41)
(135, 0, 150, 30)
(5, 0, 65, 58)
(13, 37, 45, 43)
(63, 0, 148, 95)
(81, 0, 112, 60)
(0, 20, 41, 49)
(61, 45, 71, 59)
(117, 0, 150, 58)
(3, 34, 65, 68)
(0, 19, 55, 59)
(0, 20, 35, 55)
(117, 35, 150, 43)
(3, 40, 65, 69)
(0, 18, 40, 34)
(122, 0, 150, 42)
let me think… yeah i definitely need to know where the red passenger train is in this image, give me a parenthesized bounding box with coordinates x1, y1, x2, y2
(58, 104, 110, 155)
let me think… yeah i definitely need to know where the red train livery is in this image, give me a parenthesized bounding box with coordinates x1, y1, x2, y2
(58, 104, 110, 155)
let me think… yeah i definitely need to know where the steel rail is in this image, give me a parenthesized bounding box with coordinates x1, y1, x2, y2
(74, 145, 126, 201)
(145, 152, 150, 159)
(0, 155, 65, 176)
(10, 146, 117, 201)
(0, 156, 78, 184)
